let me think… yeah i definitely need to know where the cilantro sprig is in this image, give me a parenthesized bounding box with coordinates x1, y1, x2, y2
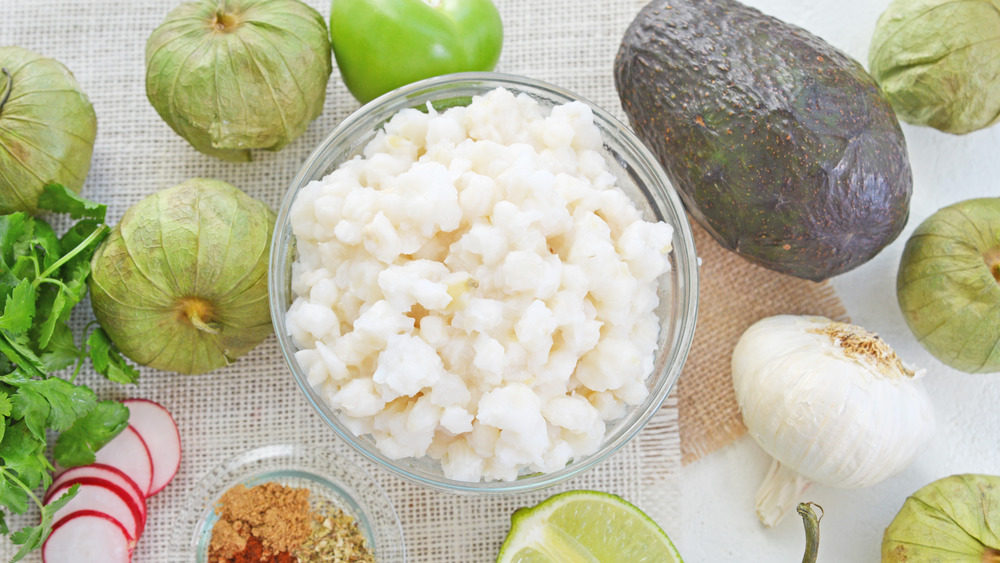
(0, 185, 138, 560)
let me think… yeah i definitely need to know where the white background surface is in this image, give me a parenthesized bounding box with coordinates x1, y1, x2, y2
(674, 1, 1000, 561)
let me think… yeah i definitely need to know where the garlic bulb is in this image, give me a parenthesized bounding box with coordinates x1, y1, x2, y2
(732, 315, 935, 527)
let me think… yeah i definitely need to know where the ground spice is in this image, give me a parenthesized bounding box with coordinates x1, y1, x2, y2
(294, 503, 375, 563)
(207, 481, 375, 563)
(215, 535, 297, 563)
(208, 482, 312, 563)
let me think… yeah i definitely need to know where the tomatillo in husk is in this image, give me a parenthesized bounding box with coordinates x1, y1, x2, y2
(896, 198, 1000, 373)
(145, 0, 332, 162)
(0, 46, 97, 214)
(870, 0, 1000, 134)
(89, 179, 275, 375)
(330, 0, 503, 104)
(883, 474, 1000, 561)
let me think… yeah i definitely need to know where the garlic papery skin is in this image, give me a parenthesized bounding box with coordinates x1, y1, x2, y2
(732, 315, 935, 527)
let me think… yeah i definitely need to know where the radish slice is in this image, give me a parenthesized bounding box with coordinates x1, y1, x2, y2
(45, 472, 147, 534)
(43, 510, 133, 563)
(48, 479, 142, 541)
(46, 464, 146, 522)
(94, 426, 153, 496)
(122, 399, 181, 496)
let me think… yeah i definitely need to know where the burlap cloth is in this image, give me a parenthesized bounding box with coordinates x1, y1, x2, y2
(678, 222, 849, 464)
(0, 0, 846, 561)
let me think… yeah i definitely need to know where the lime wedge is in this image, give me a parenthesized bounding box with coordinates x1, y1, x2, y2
(496, 490, 683, 563)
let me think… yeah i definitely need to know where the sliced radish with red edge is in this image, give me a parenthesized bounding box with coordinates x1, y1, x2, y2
(94, 425, 153, 497)
(48, 478, 143, 541)
(122, 399, 181, 496)
(46, 475, 146, 536)
(46, 464, 146, 523)
(43, 510, 133, 563)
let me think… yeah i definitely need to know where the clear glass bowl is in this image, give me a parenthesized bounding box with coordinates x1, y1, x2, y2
(269, 72, 699, 493)
(168, 444, 405, 562)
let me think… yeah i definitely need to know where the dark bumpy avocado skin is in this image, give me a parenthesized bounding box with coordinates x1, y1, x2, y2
(615, 0, 912, 281)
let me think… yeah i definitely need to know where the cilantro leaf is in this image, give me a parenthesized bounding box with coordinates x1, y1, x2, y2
(8, 483, 78, 562)
(0, 478, 28, 518)
(0, 280, 35, 334)
(53, 400, 129, 468)
(0, 213, 28, 270)
(35, 287, 69, 351)
(8, 521, 43, 561)
(0, 333, 46, 379)
(8, 254, 36, 282)
(0, 421, 50, 495)
(0, 276, 17, 306)
(3, 373, 97, 433)
(58, 245, 94, 302)
(35, 184, 106, 221)
(28, 220, 61, 273)
(41, 485, 77, 516)
(8, 387, 48, 442)
(0, 194, 138, 560)
(0, 391, 11, 418)
(88, 328, 140, 384)
(59, 218, 107, 256)
(34, 250, 91, 350)
(7, 218, 36, 278)
(38, 324, 80, 373)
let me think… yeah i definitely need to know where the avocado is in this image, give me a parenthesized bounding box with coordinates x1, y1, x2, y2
(615, 0, 912, 281)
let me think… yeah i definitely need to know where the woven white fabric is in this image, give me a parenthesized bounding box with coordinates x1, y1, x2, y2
(0, 0, 680, 560)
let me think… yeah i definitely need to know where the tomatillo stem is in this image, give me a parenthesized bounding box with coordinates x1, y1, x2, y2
(797, 502, 823, 563)
(0, 68, 12, 115)
(179, 297, 220, 334)
(211, 8, 239, 32)
(985, 248, 1000, 284)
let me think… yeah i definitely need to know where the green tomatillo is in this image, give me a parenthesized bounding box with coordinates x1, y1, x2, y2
(330, 0, 503, 104)
(89, 179, 275, 375)
(0, 47, 97, 214)
(883, 474, 1000, 561)
(146, 0, 332, 162)
(896, 198, 1000, 373)
(870, 0, 1000, 135)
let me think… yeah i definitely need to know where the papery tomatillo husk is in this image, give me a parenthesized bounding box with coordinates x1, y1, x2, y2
(145, 0, 332, 162)
(870, 0, 1000, 134)
(897, 198, 1000, 373)
(0, 46, 97, 214)
(883, 474, 1000, 561)
(89, 179, 275, 375)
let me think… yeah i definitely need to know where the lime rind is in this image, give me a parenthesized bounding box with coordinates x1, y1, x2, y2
(496, 490, 683, 563)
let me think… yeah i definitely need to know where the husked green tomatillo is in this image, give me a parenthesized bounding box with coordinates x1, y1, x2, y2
(89, 179, 275, 375)
(870, 0, 1000, 134)
(0, 46, 96, 214)
(146, 0, 332, 161)
(883, 474, 1000, 561)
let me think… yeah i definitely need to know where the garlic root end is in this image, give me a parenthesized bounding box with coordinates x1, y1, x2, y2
(755, 459, 812, 527)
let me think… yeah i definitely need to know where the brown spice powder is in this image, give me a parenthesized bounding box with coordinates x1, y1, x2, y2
(208, 482, 313, 562)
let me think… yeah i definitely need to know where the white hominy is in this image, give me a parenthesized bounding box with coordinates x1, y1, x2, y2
(287, 88, 673, 481)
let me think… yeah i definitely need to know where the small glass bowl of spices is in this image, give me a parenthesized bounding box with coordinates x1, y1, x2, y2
(169, 444, 405, 562)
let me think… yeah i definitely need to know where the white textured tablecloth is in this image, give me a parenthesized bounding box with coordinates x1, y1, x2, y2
(0, 1, 681, 561)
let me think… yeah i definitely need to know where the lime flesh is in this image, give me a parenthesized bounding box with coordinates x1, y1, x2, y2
(496, 490, 683, 563)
